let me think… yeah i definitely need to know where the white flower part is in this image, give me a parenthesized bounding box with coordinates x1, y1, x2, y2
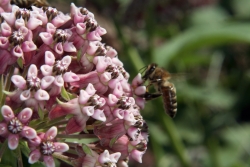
(78, 90, 90, 104)
(85, 83, 96, 96)
(45, 51, 55, 66)
(34, 89, 50, 101)
(40, 65, 53, 76)
(61, 55, 72, 68)
(98, 150, 111, 165)
(20, 89, 31, 101)
(63, 72, 79, 82)
(110, 152, 121, 163)
(54, 75, 64, 87)
(92, 109, 106, 122)
(27, 64, 38, 78)
(82, 106, 94, 116)
(41, 76, 55, 89)
(11, 75, 26, 89)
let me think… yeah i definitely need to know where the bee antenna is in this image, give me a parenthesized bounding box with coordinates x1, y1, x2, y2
(138, 65, 148, 74)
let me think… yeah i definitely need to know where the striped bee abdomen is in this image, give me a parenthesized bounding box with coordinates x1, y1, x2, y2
(161, 83, 177, 118)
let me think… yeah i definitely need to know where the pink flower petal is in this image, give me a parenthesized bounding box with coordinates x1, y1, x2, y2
(106, 47, 117, 58)
(0, 122, 7, 135)
(15, 18, 25, 29)
(43, 155, 55, 167)
(63, 72, 79, 82)
(54, 75, 64, 87)
(76, 23, 86, 35)
(40, 65, 53, 76)
(123, 111, 136, 125)
(92, 109, 106, 122)
(46, 23, 56, 34)
(54, 142, 69, 152)
(110, 152, 121, 163)
(18, 107, 33, 123)
(20, 89, 31, 101)
(87, 30, 101, 41)
(63, 41, 76, 52)
(1, 105, 15, 121)
(113, 108, 124, 119)
(130, 150, 144, 163)
(132, 73, 143, 87)
(107, 94, 119, 106)
(39, 32, 53, 45)
(21, 126, 37, 139)
(11, 75, 26, 89)
(96, 26, 107, 36)
(41, 76, 55, 89)
(27, 64, 38, 78)
(44, 126, 57, 140)
(99, 72, 111, 83)
(134, 86, 146, 96)
(93, 56, 112, 73)
(135, 97, 145, 109)
(1, 21, 12, 36)
(85, 83, 96, 96)
(27, 17, 42, 30)
(12, 45, 23, 58)
(86, 41, 99, 55)
(54, 42, 63, 54)
(45, 51, 55, 65)
(81, 106, 94, 116)
(1, 12, 15, 26)
(28, 135, 41, 148)
(29, 149, 41, 164)
(0, 36, 9, 49)
(21, 41, 37, 52)
(112, 83, 123, 98)
(8, 134, 19, 150)
(34, 89, 50, 101)
(78, 90, 90, 105)
(98, 150, 111, 164)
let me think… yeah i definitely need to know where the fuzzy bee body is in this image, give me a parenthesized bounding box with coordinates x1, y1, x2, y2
(11, 0, 49, 8)
(141, 63, 177, 118)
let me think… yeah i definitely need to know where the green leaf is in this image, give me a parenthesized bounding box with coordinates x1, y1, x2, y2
(82, 144, 93, 156)
(17, 57, 23, 69)
(190, 5, 229, 26)
(38, 106, 44, 120)
(77, 49, 82, 61)
(154, 23, 250, 66)
(19, 141, 30, 157)
(60, 86, 70, 101)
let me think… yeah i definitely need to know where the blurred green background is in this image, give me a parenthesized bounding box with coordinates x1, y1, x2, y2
(51, 0, 250, 166)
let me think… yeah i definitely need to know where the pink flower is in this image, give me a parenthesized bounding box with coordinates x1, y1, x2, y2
(0, 105, 37, 150)
(49, 83, 106, 134)
(28, 126, 69, 167)
(11, 64, 50, 109)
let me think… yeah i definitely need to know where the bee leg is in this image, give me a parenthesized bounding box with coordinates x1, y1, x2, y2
(140, 92, 162, 101)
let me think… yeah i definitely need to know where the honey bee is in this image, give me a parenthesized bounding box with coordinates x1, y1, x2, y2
(11, 0, 49, 8)
(141, 63, 177, 118)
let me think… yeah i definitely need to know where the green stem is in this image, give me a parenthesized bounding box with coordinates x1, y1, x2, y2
(206, 136, 220, 167)
(57, 134, 97, 139)
(0, 140, 8, 162)
(155, 101, 191, 167)
(0, 66, 14, 108)
(16, 147, 23, 167)
(53, 152, 74, 166)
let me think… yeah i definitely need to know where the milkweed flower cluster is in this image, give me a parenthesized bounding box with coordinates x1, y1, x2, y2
(0, 1, 148, 167)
